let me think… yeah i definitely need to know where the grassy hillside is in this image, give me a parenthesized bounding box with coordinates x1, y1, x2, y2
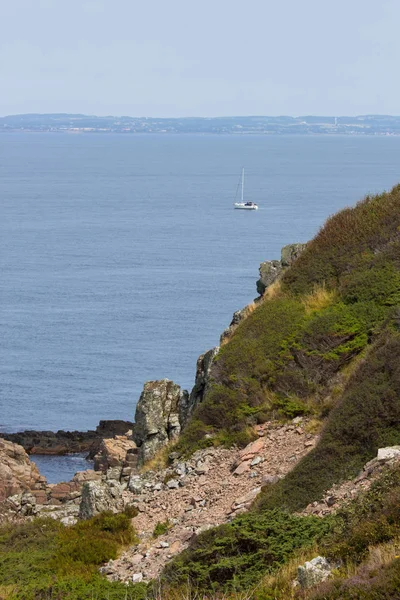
(178, 185, 400, 454)
(167, 185, 400, 593)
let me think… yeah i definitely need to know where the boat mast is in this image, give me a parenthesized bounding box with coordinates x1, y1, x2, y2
(241, 168, 244, 202)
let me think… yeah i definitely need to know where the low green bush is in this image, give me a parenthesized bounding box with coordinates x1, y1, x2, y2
(153, 520, 171, 537)
(0, 513, 145, 600)
(162, 509, 331, 592)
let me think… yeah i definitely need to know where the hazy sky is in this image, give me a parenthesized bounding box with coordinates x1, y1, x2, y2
(1, 0, 399, 117)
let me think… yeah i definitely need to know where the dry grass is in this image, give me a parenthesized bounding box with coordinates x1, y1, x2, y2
(303, 418, 323, 435)
(140, 444, 171, 473)
(258, 543, 320, 599)
(262, 279, 282, 301)
(336, 536, 400, 583)
(302, 285, 336, 315)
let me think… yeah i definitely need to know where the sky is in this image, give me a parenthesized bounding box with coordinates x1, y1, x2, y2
(1, 0, 399, 117)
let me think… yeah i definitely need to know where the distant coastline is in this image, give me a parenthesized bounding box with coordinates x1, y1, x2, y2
(2, 113, 400, 135)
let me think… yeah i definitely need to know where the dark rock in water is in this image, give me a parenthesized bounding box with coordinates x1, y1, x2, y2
(133, 379, 189, 465)
(1, 420, 134, 456)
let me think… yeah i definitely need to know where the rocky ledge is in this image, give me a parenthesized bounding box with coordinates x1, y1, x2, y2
(1, 419, 133, 456)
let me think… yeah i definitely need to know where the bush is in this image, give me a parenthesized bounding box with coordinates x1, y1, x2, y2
(153, 521, 171, 537)
(162, 509, 331, 592)
(0, 513, 142, 600)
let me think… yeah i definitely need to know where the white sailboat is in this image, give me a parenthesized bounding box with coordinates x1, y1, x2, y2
(234, 168, 258, 210)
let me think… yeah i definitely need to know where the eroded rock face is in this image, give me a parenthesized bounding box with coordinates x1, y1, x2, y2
(133, 380, 189, 465)
(189, 347, 219, 413)
(256, 243, 306, 296)
(0, 439, 46, 501)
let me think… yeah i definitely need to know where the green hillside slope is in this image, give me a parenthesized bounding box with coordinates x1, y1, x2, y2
(167, 185, 400, 593)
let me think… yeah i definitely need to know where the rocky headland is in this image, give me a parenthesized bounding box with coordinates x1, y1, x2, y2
(0, 243, 306, 523)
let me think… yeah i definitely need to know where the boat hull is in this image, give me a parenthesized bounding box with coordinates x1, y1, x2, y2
(234, 203, 258, 210)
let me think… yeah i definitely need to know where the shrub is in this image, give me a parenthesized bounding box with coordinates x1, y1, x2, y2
(162, 509, 331, 593)
(153, 520, 171, 537)
(0, 513, 142, 600)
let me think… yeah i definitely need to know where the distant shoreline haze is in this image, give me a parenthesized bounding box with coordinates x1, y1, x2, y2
(2, 114, 400, 135)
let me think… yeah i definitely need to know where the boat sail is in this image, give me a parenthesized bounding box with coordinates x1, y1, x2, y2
(234, 168, 258, 210)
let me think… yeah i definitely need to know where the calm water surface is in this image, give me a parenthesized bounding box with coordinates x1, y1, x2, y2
(1, 133, 400, 439)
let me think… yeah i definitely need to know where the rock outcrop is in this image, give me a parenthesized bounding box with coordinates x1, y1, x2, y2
(79, 480, 124, 519)
(256, 243, 306, 296)
(0, 439, 47, 501)
(93, 435, 137, 472)
(133, 380, 190, 465)
(188, 347, 219, 412)
(297, 556, 334, 588)
(2, 420, 133, 456)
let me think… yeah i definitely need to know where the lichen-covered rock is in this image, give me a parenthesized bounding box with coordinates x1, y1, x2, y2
(0, 438, 46, 501)
(189, 347, 219, 412)
(133, 380, 189, 465)
(256, 243, 306, 296)
(256, 260, 283, 295)
(281, 243, 307, 267)
(297, 556, 333, 588)
(79, 480, 123, 519)
(377, 446, 400, 461)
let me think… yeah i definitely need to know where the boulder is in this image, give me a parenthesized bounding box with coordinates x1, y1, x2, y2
(93, 435, 137, 472)
(297, 556, 333, 588)
(232, 487, 261, 509)
(377, 446, 400, 462)
(79, 481, 123, 519)
(280, 243, 307, 267)
(0, 438, 46, 501)
(133, 379, 189, 465)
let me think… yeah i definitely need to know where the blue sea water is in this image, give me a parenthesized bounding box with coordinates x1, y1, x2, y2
(1, 133, 400, 480)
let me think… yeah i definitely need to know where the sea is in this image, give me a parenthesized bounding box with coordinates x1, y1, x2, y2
(1, 132, 400, 482)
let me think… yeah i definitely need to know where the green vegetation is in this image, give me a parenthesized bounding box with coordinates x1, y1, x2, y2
(178, 187, 400, 456)
(322, 465, 400, 564)
(258, 330, 400, 512)
(3, 186, 400, 598)
(166, 185, 400, 594)
(0, 512, 146, 600)
(163, 509, 331, 592)
(153, 520, 171, 537)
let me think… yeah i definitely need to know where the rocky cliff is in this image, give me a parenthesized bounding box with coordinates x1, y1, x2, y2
(0, 439, 47, 502)
(133, 379, 190, 464)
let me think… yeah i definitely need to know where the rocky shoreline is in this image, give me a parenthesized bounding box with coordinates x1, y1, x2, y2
(0, 244, 309, 539)
(1, 419, 134, 456)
